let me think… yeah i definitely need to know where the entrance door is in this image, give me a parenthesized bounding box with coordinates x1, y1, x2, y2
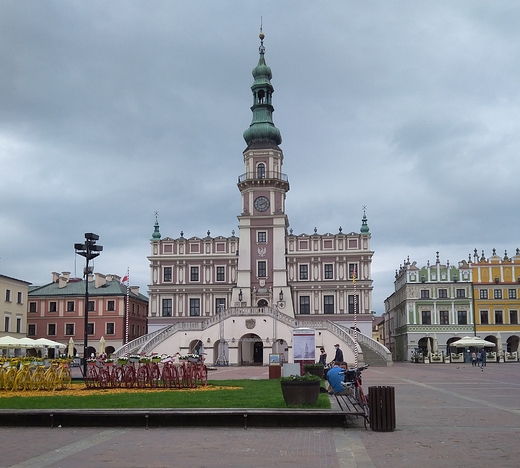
(253, 342, 263, 364)
(257, 299, 268, 307)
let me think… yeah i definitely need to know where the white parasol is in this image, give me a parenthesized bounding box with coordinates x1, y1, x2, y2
(496, 332, 502, 353)
(67, 337, 75, 358)
(432, 333, 438, 353)
(0, 336, 20, 348)
(450, 336, 495, 348)
(34, 338, 66, 348)
(427, 336, 432, 357)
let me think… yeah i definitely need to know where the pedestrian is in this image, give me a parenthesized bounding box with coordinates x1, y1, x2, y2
(471, 351, 477, 367)
(318, 347, 327, 366)
(480, 348, 487, 368)
(330, 344, 343, 365)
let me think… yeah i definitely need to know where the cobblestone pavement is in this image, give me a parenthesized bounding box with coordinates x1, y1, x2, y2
(2, 362, 519, 467)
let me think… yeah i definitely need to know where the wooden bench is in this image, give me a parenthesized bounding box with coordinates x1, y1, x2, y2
(331, 393, 369, 429)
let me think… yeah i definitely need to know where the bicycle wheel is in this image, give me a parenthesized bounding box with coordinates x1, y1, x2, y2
(85, 366, 97, 388)
(60, 367, 72, 389)
(112, 366, 124, 387)
(136, 366, 149, 388)
(31, 368, 46, 391)
(123, 366, 136, 388)
(356, 386, 370, 428)
(98, 368, 110, 388)
(14, 370, 29, 391)
(196, 365, 208, 387)
(4, 368, 16, 391)
(149, 363, 160, 388)
(46, 370, 59, 392)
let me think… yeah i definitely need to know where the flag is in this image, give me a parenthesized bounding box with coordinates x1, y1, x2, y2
(121, 275, 129, 284)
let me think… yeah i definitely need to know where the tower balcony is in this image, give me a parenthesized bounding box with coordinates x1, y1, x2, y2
(237, 171, 290, 191)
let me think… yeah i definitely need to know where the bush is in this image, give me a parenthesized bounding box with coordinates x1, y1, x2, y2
(280, 373, 321, 382)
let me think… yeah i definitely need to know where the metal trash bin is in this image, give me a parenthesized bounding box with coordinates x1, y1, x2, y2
(368, 386, 396, 431)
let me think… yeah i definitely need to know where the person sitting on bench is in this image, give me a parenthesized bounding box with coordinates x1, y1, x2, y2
(326, 361, 353, 395)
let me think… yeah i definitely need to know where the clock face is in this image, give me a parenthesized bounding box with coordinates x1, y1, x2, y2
(254, 196, 270, 212)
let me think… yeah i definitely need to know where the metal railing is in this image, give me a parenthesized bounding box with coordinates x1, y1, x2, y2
(238, 172, 289, 183)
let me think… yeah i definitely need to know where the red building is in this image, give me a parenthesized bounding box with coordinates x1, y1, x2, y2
(28, 272, 148, 358)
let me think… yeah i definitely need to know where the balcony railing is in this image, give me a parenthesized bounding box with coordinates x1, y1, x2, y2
(238, 172, 289, 184)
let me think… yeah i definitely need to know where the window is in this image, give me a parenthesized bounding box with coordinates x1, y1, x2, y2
(164, 267, 172, 282)
(16, 318, 21, 333)
(324, 295, 334, 314)
(106, 323, 115, 335)
(480, 311, 489, 324)
(162, 299, 172, 317)
(88, 301, 94, 312)
(495, 310, 503, 324)
(299, 296, 310, 314)
(216, 298, 226, 313)
(4, 316, 9, 332)
(216, 266, 225, 282)
(324, 264, 333, 279)
(420, 290, 430, 299)
(494, 289, 502, 299)
(67, 301, 75, 312)
(456, 289, 465, 298)
(189, 298, 200, 316)
(438, 289, 448, 298)
(65, 323, 74, 336)
(48, 323, 56, 335)
(28, 324, 36, 336)
(17, 292, 23, 304)
(29, 302, 37, 313)
(510, 310, 518, 325)
(348, 295, 359, 314)
(87, 323, 94, 335)
(49, 301, 57, 312)
(421, 311, 431, 325)
(257, 231, 267, 243)
(299, 264, 308, 280)
(107, 300, 115, 311)
(457, 310, 467, 325)
(5, 289, 11, 302)
(257, 163, 266, 179)
(348, 263, 358, 279)
(258, 261, 267, 278)
(480, 290, 488, 299)
(509, 289, 517, 299)
(440, 311, 449, 325)
(190, 266, 199, 282)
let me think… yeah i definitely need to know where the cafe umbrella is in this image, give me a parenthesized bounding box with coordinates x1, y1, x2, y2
(450, 336, 495, 348)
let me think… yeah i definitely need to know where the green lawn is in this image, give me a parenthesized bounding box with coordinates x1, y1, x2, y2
(0, 379, 331, 410)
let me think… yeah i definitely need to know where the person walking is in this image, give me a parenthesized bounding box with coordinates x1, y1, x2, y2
(471, 351, 477, 367)
(318, 347, 327, 366)
(480, 348, 487, 368)
(331, 344, 344, 364)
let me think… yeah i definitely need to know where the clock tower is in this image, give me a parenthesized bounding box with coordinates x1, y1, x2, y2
(235, 30, 294, 316)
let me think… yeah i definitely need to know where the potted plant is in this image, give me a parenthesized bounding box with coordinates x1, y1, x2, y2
(280, 373, 321, 406)
(303, 363, 325, 378)
(117, 356, 129, 365)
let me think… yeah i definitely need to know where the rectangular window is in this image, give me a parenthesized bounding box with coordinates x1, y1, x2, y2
(189, 298, 200, 316)
(67, 301, 75, 312)
(107, 300, 115, 311)
(348, 263, 358, 279)
(510, 310, 518, 325)
(48, 323, 56, 336)
(16, 317, 21, 333)
(509, 289, 517, 299)
(87, 323, 94, 335)
(29, 302, 37, 313)
(65, 323, 74, 336)
(324, 295, 334, 314)
(215, 298, 226, 313)
(28, 324, 36, 336)
(299, 296, 310, 314)
(457, 310, 467, 325)
(324, 264, 333, 279)
(164, 267, 172, 282)
(49, 301, 57, 312)
(5, 289, 11, 302)
(480, 290, 488, 299)
(17, 292, 23, 304)
(299, 264, 308, 280)
(494, 289, 502, 299)
(4, 316, 9, 332)
(480, 310, 489, 324)
(348, 295, 359, 314)
(421, 311, 431, 325)
(420, 290, 430, 299)
(438, 289, 448, 298)
(257, 231, 267, 243)
(88, 301, 94, 312)
(440, 311, 449, 325)
(106, 323, 115, 335)
(162, 298, 172, 317)
(190, 266, 199, 282)
(495, 310, 503, 324)
(258, 261, 267, 278)
(216, 266, 225, 282)
(456, 289, 465, 298)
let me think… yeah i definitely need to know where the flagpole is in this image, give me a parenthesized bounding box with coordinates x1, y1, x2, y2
(124, 268, 129, 357)
(353, 267, 358, 368)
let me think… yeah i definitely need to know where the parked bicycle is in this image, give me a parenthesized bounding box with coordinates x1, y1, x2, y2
(340, 364, 370, 425)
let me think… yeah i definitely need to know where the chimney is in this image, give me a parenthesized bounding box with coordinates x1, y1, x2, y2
(58, 276, 68, 289)
(61, 271, 70, 281)
(130, 286, 140, 296)
(94, 273, 106, 289)
(52, 272, 60, 283)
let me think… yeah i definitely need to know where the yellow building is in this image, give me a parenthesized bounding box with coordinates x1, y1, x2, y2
(471, 248, 520, 360)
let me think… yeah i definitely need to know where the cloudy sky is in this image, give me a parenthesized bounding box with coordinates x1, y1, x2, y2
(1, 1, 519, 314)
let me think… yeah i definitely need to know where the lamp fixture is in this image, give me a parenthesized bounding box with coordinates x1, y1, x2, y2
(238, 289, 243, 301)
(279, 290, 283, 301)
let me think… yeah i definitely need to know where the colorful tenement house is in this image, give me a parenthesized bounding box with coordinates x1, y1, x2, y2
(384, 250, 520, 362)
(27, 272, 148, 358)
(143, 32, 388, 367)
(0, 274, 31, 353)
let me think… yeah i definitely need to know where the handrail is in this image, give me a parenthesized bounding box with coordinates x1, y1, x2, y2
(238, 172, 289, 183)
(339, 324, 392, 363)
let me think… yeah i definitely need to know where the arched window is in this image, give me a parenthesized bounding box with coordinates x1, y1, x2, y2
(257, 163, 266, 179)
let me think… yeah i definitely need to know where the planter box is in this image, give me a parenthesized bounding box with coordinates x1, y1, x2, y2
(281, 380, 320, 406)
(505, 353, 518, 362)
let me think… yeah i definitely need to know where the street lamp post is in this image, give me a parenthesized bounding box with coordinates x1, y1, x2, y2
(74, 233, 103, 378)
